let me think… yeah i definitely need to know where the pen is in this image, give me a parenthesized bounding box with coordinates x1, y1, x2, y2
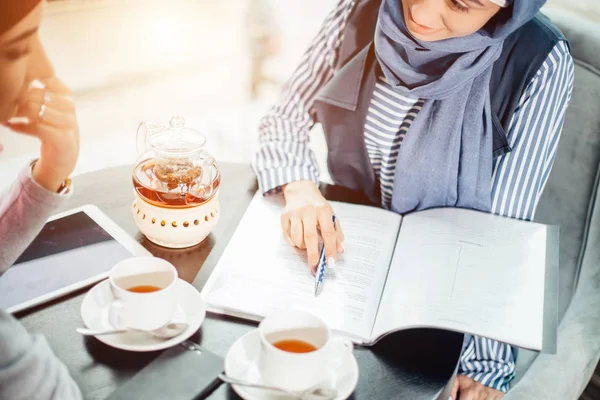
(314, 215, 336, 297)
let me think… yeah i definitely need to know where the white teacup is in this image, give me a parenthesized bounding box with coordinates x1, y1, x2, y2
(108, 257, 179, 331)
(258, 310, 353, 392)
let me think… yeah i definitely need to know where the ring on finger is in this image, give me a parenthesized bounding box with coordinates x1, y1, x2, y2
(38, 103, 47, 122)
(37, 91, 51, 122)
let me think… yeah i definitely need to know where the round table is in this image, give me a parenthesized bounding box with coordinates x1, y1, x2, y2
(17, 163, 464, 400)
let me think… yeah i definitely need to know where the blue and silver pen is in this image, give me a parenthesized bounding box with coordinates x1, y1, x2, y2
(314, 215, 336, 297)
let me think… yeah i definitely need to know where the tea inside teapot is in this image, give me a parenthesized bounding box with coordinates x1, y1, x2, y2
(133, 117, 220, 208)
(153, 158, 202, 187)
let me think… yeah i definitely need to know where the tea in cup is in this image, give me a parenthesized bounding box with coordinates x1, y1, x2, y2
(108, 257, 179, 331)
(258, 310, 353, 392)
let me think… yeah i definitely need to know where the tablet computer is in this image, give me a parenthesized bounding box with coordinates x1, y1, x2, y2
(0, 204, 151, 314)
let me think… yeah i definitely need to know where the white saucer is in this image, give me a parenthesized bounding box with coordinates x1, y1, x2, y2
(80, 278, 205, 352)
(224, 329, 359, 400)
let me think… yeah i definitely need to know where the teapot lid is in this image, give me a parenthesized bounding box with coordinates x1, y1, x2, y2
(147, 116, 206, 156)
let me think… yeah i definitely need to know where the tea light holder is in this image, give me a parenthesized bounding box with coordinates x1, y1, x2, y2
(132, 190, 220, 248)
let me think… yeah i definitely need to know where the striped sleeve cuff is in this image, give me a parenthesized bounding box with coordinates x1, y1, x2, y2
(459, 336, 516, 393)
(461, 362, 514, 393)
(256, 165, 320, 195)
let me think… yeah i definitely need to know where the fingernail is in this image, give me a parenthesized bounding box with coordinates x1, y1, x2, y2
(6, 117, 30, 125)
(340, 243, 345, 253)
(29, 79, 45, 90)
(327, 257, 335, 270)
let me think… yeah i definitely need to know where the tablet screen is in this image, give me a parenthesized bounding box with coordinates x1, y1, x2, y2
(0, 211, 135, 312)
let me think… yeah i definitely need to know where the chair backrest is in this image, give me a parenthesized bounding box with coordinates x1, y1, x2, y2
(534, 8, 600, 324)
(513, 8, 600, 384)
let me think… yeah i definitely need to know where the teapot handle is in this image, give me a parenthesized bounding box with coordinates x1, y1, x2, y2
(136, 121, 151, 156)
(210, 159, 220, 187)
(204, 157, 220, 198)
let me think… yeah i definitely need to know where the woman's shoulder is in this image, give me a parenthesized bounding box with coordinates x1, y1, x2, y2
(490, 15, 572, 139)
(493, 13, 571, 83)
(521, 13, 567, 43)
(534, 41, 572, 76)
(499, 13, 569, 71)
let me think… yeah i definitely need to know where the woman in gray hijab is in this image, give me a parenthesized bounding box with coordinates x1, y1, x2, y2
(253, 0, 574, 398)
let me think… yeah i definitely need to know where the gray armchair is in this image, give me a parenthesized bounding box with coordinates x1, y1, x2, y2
(505, 8, 600, 400)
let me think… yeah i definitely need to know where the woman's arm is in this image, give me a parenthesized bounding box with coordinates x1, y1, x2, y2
(0, 162, 70, 273)
(0, 164, 81, 400)
(251, 0, 356, 193)
(459, 41, 575, 393)
(0, 309, 82, 400)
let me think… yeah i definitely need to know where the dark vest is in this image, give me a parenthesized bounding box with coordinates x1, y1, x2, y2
(311, 0, 567, 205)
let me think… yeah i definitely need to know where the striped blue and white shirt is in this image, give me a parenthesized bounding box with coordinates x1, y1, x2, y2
(365, 76, 423, 208)
(252, 0, 575, 392)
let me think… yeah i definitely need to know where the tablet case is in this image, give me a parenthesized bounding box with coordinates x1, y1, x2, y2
(106, 341, 223, 400)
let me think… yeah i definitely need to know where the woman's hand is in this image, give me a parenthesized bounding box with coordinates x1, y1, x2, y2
(451, 375, 504, 400)
(281, 180, 344, 274)
(5, 77, 79, 192)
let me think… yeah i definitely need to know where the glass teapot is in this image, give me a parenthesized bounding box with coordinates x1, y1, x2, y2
(133, 116, 220, 208)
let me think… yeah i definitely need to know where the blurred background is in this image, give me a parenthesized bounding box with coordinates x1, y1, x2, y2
(0, 0, 597, 189)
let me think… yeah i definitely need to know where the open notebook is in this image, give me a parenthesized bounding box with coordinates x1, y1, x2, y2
(201, 193, 558, 352)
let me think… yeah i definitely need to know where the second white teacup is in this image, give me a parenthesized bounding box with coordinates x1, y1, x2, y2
(258, 310, 353, 392)
(108, 256, 179, 331)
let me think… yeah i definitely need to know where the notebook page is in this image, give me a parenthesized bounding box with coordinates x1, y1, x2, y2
(371, 208, 547, 350)
(202, 193, 401, 341)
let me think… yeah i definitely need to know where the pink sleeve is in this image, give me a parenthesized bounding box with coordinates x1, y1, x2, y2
(0, 162, 71, 273)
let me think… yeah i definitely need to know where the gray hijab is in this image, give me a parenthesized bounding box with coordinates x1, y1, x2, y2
(374, 0, 547, 214)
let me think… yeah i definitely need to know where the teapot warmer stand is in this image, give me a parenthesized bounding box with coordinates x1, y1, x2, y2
(132, 190, 220, 249)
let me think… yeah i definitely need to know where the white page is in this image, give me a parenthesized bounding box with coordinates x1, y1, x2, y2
(202, 193, 401, 341)
(372, 208, 547, 350)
